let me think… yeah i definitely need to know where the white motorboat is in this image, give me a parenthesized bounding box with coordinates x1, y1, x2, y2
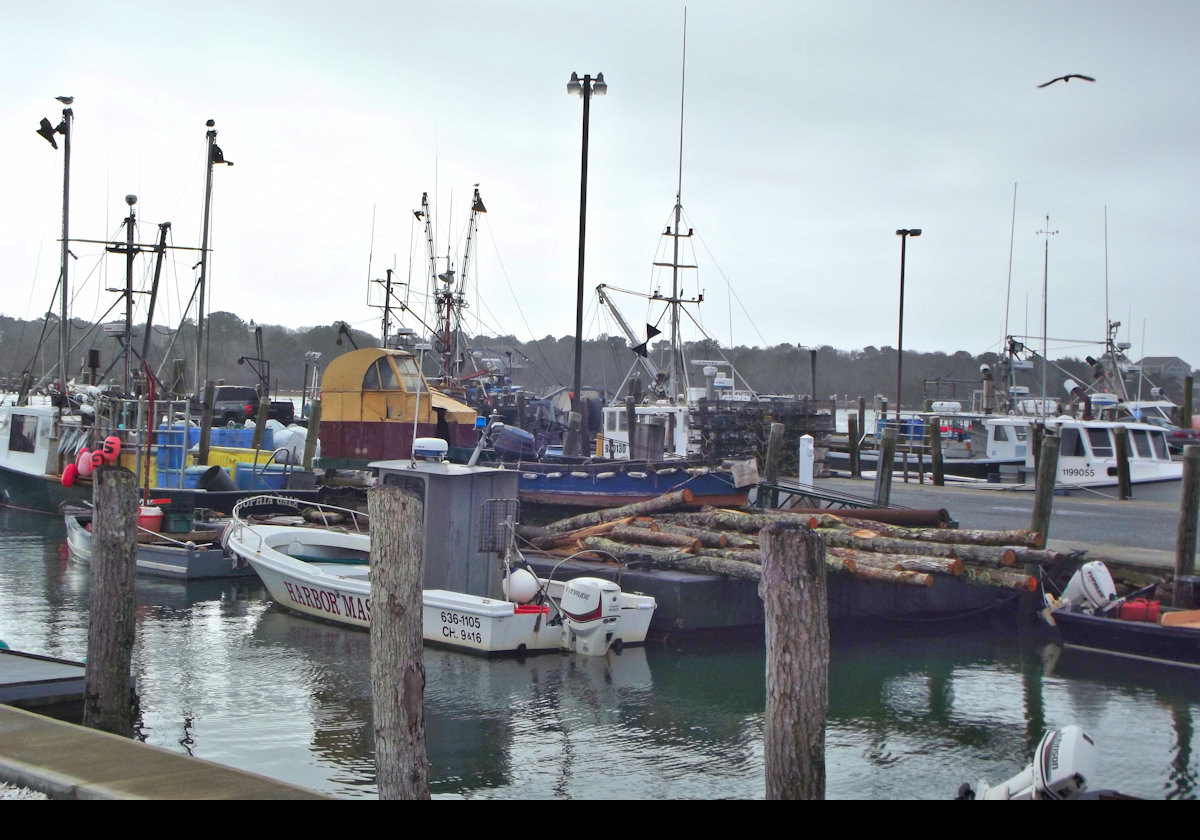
(222, 493, 655, 657)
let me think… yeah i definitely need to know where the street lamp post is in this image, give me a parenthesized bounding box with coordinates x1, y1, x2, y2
(895, 228, 921, 422)
(567, 71, 606, 455)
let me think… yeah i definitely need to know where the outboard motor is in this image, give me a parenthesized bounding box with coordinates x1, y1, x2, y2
(1061, 561, 1119, 614)
(558, 577, 622, 656)
(960, 726, 1097, 800)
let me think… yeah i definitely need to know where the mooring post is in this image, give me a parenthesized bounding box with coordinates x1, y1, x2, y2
(303, 398, 322, 471)
(928, 414, 944, 486)
(563, 410, 582, 458)
(251, 396, 271, 450)
(1182, 376, 1194, 429)
(1030, 431, 1060, 541)
(83, 466, 138, 736)
(1175, 446, 1200, 609)
(197, 379, 215, 466)
(369, 484, 430, 800)
(516, 391, 527, 430)
(625, 396, 637, 459)
(759, 521, 828, 800)
(847, 414, 861, 479)
(856, 396, 866, 449)
(874, 426, 897, 506)
(1114, 424, 1132, 500)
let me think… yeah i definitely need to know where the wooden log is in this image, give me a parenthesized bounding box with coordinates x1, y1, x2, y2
(368, 484, 430, 800)
(760, 521, 827, 800)
(831, 547, 964, 577)
(806, 514, 1043, 548)
(544, 489, 696, 533)
(528, 517, 632, 550)
(696, 546, 763, 564)
(774, 508, 954, 529)
(960, 566, 1039, 592)
(84, 466, 138, 736)
(998, 547, 1070, 568)
(843, 564, 934, 587)
(607, 524, 701, 552)
(943, 543, 1019, 568)
(654, 521, 729, 548)
(581, 536, 696, 566)
(815, 528, 958, 559)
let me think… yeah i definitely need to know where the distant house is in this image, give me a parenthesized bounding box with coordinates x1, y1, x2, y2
(1137, 356, 1194, 379)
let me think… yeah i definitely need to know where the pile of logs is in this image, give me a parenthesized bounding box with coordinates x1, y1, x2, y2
(518, 490, 1070, 593)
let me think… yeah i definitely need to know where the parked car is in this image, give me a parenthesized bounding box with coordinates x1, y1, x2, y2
(190, 385, 295, 426)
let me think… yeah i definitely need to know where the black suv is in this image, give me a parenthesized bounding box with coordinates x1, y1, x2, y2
(190, 385, 261, 426)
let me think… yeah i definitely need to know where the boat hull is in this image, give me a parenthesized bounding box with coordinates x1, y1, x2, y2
(515, 463, 748, 509)
(63, 509, 253, 580)
(1052, 608, 1200, 669)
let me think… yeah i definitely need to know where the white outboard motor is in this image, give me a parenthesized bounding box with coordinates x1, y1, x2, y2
(558, 577, 622, 657)
(964, 726, 1097, 800)
(1061, 561, 1119, 614)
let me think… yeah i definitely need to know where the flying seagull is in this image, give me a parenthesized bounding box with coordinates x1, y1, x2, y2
(1037, 74, 1095, 88)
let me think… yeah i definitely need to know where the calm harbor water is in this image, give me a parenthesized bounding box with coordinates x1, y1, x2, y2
(1, 506, 1196, 800)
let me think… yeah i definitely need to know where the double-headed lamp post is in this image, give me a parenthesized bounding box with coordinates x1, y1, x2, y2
(895, 228, 921, 422)
(567, 71, 606, 454)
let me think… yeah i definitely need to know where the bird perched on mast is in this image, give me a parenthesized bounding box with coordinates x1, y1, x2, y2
(1037, 74, 1095, 88)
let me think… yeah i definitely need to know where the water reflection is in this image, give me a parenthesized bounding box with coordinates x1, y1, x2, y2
(0, 505, 1197, 799)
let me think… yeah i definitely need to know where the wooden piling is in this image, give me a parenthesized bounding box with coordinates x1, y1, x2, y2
(625, 396, 637, 459)
(303, 398, 322, 471)
(83, 466, 138, 736)
(251, 396, 271, 450)
(874, 426, 897, 506)
(563, 410, 582, 458)
(928, 414, 944, 486)
(1114, 424, 1131, 500)
(368, 484, 430, 800)
(516, 392, 527, 429)
(1183, 376, 1194, 429)
(1175, 446, 1200, 609)
(760, 521, 827, 800)
(847, 414, 861, 478)
(197, 379, 215, 465)
(1030, 431, 1060, 541)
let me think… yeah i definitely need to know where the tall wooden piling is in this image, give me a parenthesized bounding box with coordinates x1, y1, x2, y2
(1030, 431, 1060, 542)
(874, 426, 897, 506)
(1175, 446, 1200, 609)
(563, 410, 582, 458)
(83, 466, 138, 736)
(303, 398, 322, 471)
(251, 396, 271, 450)
(197, 379, 215, 465)
(1183, 376, 1194, 429)
(928, 414, 944, 486)
(369, 484, 430, 800)
(856, 396, 866, 447)
(847, 414, 861, 478)
(759, 521, 828, 800)
(1114, 425, 1131, 500)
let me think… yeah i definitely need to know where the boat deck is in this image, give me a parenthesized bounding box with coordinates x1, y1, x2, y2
(0, 649, 91, 706)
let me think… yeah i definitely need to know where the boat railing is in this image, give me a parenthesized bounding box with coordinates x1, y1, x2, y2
(230, 494, 371, 534)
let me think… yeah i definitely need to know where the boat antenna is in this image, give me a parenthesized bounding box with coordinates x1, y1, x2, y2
(1002, 182, 1016, 359)
(668, 8, 688, 401)
(1037, 216, 1059, 419)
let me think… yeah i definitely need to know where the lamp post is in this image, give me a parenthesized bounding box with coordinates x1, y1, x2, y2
(567, 71, 606, 454)
(895, 228, 921, 422)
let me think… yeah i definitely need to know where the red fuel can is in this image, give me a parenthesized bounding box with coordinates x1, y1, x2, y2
(1118, 598, 1161, 623)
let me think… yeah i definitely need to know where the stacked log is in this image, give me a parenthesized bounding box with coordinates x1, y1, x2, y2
(524, 496, 1066, 594)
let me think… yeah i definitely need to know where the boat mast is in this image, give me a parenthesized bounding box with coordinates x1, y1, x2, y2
(57, 104, 73, 398)
(669, 14, 688, 402)
(195, 120, 232, 395)
(1037, 216, 1058, 418)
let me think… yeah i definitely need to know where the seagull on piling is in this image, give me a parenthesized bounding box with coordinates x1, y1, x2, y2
(1037, 74, 1095, 88)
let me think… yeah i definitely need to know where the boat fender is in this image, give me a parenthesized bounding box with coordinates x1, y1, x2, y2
(102, 435, 122, 463)
(61, 463, 78, 487)
(548, 472, 563, 479)
(629, 471, 648, 479)
(76, 448, 94, 476)
(91, 450, 106, 471)
(522, 473, 539, 480)
(571, 471, 589, 478)
(656, 467, 678, 475)
(597, 472, 616, 480)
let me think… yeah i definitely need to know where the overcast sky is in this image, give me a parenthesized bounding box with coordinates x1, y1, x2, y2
(3, 1, 1197, 369)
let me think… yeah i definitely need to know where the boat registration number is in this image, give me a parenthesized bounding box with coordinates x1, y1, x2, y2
(438, 610, 484, 644)
(1062, 468, 1095, 478)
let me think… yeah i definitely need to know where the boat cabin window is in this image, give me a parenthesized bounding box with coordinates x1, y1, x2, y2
(362, 360, 397, 391)
(1129, 428, 1152, 459)
(1059, 427, 1087, 458)
(8, 414, 38, 454)
(1086, 427, 1114, 458)
(393, 356, 423, 392)
(1149, 430, 1169, 460)
(605, 412, 627, 432)
(993, 424, 1010, 442)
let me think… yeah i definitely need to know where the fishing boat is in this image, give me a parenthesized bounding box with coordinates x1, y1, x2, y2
(1044, 560, 1200, 669)
(223, 451, 656, 656)
(1, 105, 318, 514)
(61, 499, 253, 580)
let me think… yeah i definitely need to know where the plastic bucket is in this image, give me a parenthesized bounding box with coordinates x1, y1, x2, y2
(138, 505, 163, 532)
